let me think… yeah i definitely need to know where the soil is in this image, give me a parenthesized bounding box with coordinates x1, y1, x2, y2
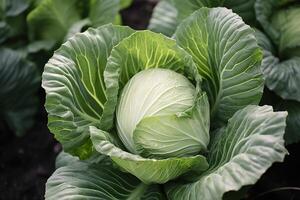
(1, 0, 300, 199)
(0, 101, 59, 200)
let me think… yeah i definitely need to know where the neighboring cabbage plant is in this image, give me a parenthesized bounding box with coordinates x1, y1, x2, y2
(254, 0, 300, 144)
(43, 7, 288, 200)
(27, 0, 132, 51)
(0, 0, 40, 136)
(0, 48, 39, 136)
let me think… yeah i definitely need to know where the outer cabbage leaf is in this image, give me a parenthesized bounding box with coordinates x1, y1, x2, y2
(46, 158, 165, 200)
(175, 7, 263, 126)
(42, 24, 135, 159)
(0, 48, 39, 136)
(166, 105, 288, 200)
(255, 29, 300, 102)
(148, 1, 178, 37)
(27, 0, 81, 46)
(90, 126, 209, 184)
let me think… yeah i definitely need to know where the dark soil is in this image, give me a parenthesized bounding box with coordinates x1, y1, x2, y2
(1, 0, 300, 200)
(0, 101, 60, 200)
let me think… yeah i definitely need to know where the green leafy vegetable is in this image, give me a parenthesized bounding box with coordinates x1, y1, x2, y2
(43, 7, 287, 200)
(27, 0, 81, 47)
(116, 69, 209, 157)
(27, 0, 131, 49)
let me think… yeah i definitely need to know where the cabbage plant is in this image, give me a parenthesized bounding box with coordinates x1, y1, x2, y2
(0, 0, 40, 136)
(27, 0, 132, 51)
(43, 7, 288, 200)
(0, 48, 39, 136)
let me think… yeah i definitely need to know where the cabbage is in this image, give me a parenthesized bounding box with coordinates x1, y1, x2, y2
(116, 68, 209, 157)
(43, 8, 288, 200)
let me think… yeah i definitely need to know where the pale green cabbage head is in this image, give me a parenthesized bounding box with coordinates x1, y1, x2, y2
(116, 68, 209, 158)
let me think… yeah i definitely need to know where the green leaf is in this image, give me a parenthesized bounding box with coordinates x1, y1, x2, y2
(46, 159, 165, 200)
(42, 24, 135, 159)
(166, 105, 288, 200)
(89, 0, 119, 27)
(175, 7, 263, 126)
(133, 93, 210, 159)
(90, 126, 209, 184)
(148, 1, 178, 37)
(0, 48, 40, 136)
(255, 29, 300, 102)
(277, 101, 300, 145)
(27, 0, 81, 45)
